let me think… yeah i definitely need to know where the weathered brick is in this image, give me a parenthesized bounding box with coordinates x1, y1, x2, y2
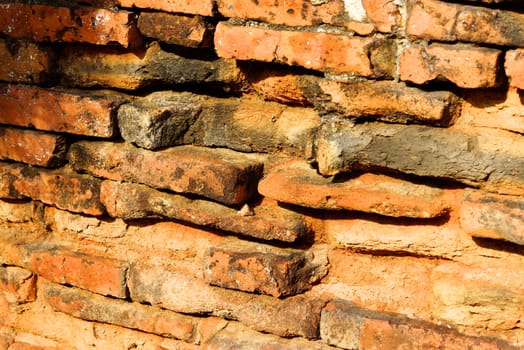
(0, 266, 36, 304)
(460, 189, 524, 246)
(314, 120, 524, 195)
(407, 0, 524, 47)
(0, 84, 124, 137)
(204, 322, 332, 350)
(0, 127, 66, 167)
(70, 141, 263, 206)
(362, 0, 400, 33)
(59, 42, 247, 91)
(0, 200, 34, 223)
(101, 180, 309, 243)
(44, 283, 196, 341)
(459, 87, 524, 134)
(432, 261, 524, 335)
(0, 39, 54, 84)
(0, 162, 104, 216)
(304, 78, 461, 125)
(399, 44, 501, 88)
(129, 266, 325, 338)
(321, 299, 518, 350)
(138, 12, 213, 48)
(247, 68, 311, 106)
(215, 21, 395, 77)
(118, 0, 214, 16)
(204, 239, 327, 297)
(260, 160, 451, 218)
(29, 248, 128, 298)
(505, 49, 524, 90)
(0, 3, 141, 47)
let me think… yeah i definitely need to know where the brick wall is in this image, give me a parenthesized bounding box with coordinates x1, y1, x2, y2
(0, 0, 523, 348)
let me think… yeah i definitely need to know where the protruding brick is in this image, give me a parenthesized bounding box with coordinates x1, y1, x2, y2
(399, 44, 501, 88)
(0, 39, 54, 84)
(321, 299, 518, 350)
(138, 12, 213, 48)
(204, 240, 327, 297)
(314, 120, 524, 195)
(407, 0, 524, 47)
(101, 180, 309, 243)
(0, 127, 66, 167)
(0, 266, 36, 304)
(305, 78, 461, 125)
(118, 0, 214, 16)
(460, 189, 524, 246)
(59, 42, 247, 91)
(505, 49, 524, 90)
(0, 3, 141, 47)
(70, 141, 263, 206)
(215, 21, 395, 77)
(129, 266, 326, 338)
(29, 248, 128, 298)
(260, 161, 451, 218)
(0, 84, 124, 137)
(44, 283, 196, 341)
(0, 163, 104, 216)
(432, 261, 524, 335)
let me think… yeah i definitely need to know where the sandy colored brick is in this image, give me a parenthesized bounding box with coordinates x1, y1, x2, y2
(118, 0, 214, 16)
(505, 49, 524, 90)
(0, 3, 141, 47)
(259, 160, 451, 218)
(0, 39, 54, 84)
(399, 44, 501, 88)
(44, 283, 196, 341)
(0, 127, 66, 167)
(29, 248, 128, 298)
(138, 12, 213, 48)
(204, 239, 327, 297)
(0, 266, 36, 304)
(407, 0, 524, 47)
(215, 21, 395, 77)
(0, 84, 124, 137)
(69, 141, 263, 206)
(101, 180, 310, 243)
(0, 200, 34, 223)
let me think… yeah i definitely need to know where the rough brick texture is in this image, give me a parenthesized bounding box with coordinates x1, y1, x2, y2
(0, 39, 54, 84)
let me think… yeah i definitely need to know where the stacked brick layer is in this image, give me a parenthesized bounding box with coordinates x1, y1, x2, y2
(0, 0, 523, 349)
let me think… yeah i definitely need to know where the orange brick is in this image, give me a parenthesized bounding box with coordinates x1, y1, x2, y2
(0, 127, 66, 167)
(138, 12, 213, 48)
(0, 39, 54, 84)
(407, 0, 524, 47)
(0, 162, 105, 216)
(0, 3, 141, 47)
(29, 248, 128, 298)
(118, 0, 214, 16)
(362, 0, 400, 32)
(505, 49, 524, 90)
(70, 142, 263, 206)
(399, 44, 501, 88)
(0, 84, 124, 137)
(215, 21, 394, 77)
(0, 266, 36, 304)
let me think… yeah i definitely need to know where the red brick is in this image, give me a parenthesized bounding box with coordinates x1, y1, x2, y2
(29, 248, 128, 298)
(0, 3, 141, 47)
(0, 39, 54, 84)
(118, 0, 214, 16)
(399, 44, 501, 88)
(460, 189, 524, 246)
(215, 21, 394, 77)
(204, 239, 327, 297)
(260, 160, 451, 218)
(0, 266, 36, 304)
(0, 84, 124, 137)
(362, 0, 400, 32)
(70, 141, 263, 206)
(44, 283, 196, 341)
(0, 127, 66, 167)
(101, 180, 310, 243)
(0, 163, 104, 216)
(138, 12, 213, 48)
(505, 49, 524, 90)
(407, 0, 524, 47)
